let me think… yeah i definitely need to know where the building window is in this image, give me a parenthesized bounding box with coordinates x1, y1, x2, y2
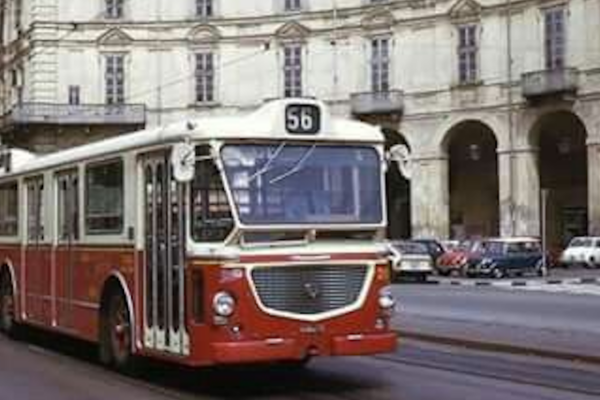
(105, 54, 125, 104)
(284, 0, 302, 12)
(195, 52, 215, 103)
(106, 0, 124, 19)
(86, 159, 124, 234)
(10, 69, 18, 87)
(283, 44, 302, 98)
(371, 37, 390, 93)
(14, 0, 22, 32)
(68, 85, 80, 105)
(196, 0, 213, 17)
(458, 24, 478, 84)
(544, 7, 565, 70)
(0, 182, 18, 236)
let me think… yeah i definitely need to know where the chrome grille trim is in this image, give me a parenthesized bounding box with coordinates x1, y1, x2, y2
(250, 264, 370, 318)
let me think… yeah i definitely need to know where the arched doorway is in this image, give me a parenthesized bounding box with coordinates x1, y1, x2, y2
(383, 128, 411, 239)
(532, 111, 588, 249)
(445, 121, 499, 239)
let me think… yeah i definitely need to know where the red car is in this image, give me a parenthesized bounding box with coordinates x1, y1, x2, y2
(436, 240, 483, 276)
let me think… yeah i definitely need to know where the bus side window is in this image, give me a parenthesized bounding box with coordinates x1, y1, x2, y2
(0, 182, 18, 236)
(190, 146, 233, 242)
(85, 159, 124, 235)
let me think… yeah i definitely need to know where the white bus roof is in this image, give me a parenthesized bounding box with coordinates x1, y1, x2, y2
(0, 99, 384, 178)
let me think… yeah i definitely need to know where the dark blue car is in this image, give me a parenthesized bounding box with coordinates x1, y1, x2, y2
(465, 238, 548, 279)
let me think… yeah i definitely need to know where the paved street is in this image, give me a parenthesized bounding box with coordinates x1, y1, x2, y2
(1, 332, 600, 400)
(391, 278, 600, 357)
(1, 271, 599, 399)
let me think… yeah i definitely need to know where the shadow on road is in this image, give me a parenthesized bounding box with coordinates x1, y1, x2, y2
(13, 326, 384, 399)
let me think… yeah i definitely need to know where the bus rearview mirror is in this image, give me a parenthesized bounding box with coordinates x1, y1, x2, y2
(171, 142, 195, 182)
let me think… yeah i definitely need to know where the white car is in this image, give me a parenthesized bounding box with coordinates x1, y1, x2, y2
(560, 237, 600, 268)
(387, 240, 434, 282)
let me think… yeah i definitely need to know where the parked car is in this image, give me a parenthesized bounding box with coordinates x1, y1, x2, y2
(413, 238, 446, 265)
(436, 240, 484, 277)
(387, 240, 434, 282)
(559, 237, 600, 268)
(441, 240, 461, 252)
(465, 237, 548, 279)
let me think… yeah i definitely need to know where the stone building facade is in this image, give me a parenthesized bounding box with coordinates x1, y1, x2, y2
(1, 0, 599, 247)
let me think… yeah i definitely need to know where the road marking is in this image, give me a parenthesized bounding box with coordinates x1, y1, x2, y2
(501, 282, 600, 296)
(431, 277, 600, 296)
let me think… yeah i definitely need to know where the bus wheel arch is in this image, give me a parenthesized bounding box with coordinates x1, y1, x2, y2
(0, 262, 17, 335)
(98, 272, 136, 369)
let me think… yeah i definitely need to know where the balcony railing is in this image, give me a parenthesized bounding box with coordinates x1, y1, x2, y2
(521, 68, 579, 100)
(350, 90, 404, 116)
(4, 103, 146, 126)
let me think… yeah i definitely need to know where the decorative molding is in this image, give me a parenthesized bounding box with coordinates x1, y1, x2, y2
(409, 0, 438, 10)
(360, 8, 396, 31)
(187, 24, 221, 44)
(449, 0, 482, 22)
(537, 0, 569, 11)
(97, 28, 133, 46)
(275, 21, 311, 41)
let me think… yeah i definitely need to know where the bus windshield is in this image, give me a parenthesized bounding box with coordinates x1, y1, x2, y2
(221, 144, 383, 226)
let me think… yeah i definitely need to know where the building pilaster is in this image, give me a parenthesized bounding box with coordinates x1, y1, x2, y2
(498, 146, 541, 238)
(410, 153, 449, 239)
(587, 139, 600, 235)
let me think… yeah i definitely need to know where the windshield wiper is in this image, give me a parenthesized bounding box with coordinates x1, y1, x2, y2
(269, 144, 316, 184)
(246, 142, 287, 184)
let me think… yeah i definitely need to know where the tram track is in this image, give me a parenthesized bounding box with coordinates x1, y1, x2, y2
(4, 331, 600, 400)
(374, 341, 600, 398)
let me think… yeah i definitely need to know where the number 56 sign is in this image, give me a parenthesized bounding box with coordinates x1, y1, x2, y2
(285, 104, 321, 135)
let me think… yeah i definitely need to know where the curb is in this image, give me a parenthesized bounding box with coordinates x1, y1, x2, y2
(427, 277, 600, 287)
(397, 330, 600, 366)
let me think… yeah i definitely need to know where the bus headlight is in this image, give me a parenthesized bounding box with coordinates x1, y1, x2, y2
(213, 291, 236, 317)
(378, 287, 396, 311)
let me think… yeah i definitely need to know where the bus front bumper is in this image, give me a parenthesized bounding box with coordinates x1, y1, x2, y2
(210, 332, 398, 364)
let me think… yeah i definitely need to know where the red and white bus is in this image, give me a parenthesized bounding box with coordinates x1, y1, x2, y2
(0, 99, 397, 369)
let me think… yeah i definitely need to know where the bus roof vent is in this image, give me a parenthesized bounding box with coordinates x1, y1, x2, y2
(0, 146, 37, 175)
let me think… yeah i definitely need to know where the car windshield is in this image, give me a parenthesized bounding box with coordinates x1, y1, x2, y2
(569, 237, 592, 247)
(392, 241, 429, 255)
(458, 240, 481, 252)
(221, 144, 382, 225)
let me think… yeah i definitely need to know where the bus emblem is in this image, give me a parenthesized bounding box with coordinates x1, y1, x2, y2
(303, 282, 320, 300)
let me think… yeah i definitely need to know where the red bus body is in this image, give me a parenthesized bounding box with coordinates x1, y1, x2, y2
(0, 99, 397, 367)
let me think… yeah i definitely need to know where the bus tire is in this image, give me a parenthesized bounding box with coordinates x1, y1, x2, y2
(100, 290, 134, 371)
(279, 356, 312, 370)
(0, 268, 16, 337)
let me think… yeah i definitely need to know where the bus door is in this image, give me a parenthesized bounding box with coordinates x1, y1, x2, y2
(142, 153, 188, 355)
(24, 177, 47, 323)
(56, 170, 79, 329)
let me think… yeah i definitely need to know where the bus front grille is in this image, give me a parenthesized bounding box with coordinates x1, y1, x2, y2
(250, 264, 368, 315)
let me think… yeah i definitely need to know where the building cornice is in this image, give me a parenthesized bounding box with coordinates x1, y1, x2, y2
(16, 0, 539, 40)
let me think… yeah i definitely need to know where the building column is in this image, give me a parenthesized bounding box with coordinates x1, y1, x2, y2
(587, 140, 600, 235)
(514, 147, 541, 237)
(497, 149, 514, 237)
(498, 147, 541, 237)
(411, 154, 449, 239)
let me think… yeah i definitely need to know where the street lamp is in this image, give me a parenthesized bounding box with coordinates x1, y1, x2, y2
(469, 143, 481, 161)
(557, 136, 571, 154)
